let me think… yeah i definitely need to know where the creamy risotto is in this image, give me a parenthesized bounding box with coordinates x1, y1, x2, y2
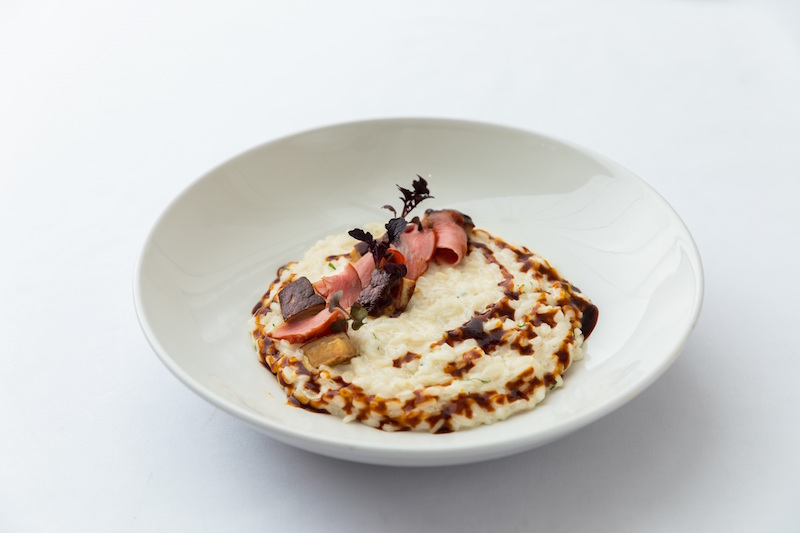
(250, 223, 597, 433)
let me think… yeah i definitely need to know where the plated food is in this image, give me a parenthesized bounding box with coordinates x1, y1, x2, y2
(250, 177, 598, 433)
(136, 118, 703, 463)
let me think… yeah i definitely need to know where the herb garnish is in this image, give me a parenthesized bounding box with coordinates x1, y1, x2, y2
(348, 176, 433, 269)
(348, 228, 389, 268)
(348, 216, 409, 269)
(329, 290, 368, 331)
(382, 175, 433, 218)
(339, 176, 433, 324)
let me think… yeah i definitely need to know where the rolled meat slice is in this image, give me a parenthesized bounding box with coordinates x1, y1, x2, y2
(424, 209, 473, 266)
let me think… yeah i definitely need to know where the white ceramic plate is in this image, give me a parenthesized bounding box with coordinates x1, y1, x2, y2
(134, 118, 703, 466)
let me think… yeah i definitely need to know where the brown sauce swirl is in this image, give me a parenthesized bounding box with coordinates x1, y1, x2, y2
(470, 241, 518, 299)
(392, 352, 421, 368)
(443, 348, 483, 378)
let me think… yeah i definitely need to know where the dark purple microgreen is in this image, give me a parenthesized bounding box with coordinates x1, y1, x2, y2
(385, 217, 407, 244)
(348, 228, 373, 244)
(396, 175, 433, 217)
(383, 262, 407, 279)
(349, 227, 390, 268)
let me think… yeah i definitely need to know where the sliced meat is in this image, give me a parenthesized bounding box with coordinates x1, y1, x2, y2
(353, 253, 375, 288)
(395, 223, 435, 280)
(427, 209, 474, 231)
(302, 332, 358, 367)
(277, 276, 326, 322)
(268, 308, 343, 344)
(313, 263, 363, 310)
(424, 209, 472, 266)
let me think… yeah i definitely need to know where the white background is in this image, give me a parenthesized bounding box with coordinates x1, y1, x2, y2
(2, 1, 799, 531)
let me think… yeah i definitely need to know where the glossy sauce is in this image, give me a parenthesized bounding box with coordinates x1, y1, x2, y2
(392, 351, 421, 368)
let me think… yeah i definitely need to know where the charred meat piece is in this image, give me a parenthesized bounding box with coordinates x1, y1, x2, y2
(278, 276, 326, 322)
(355, 263, 407, 316)
(302, 332, 358, 367)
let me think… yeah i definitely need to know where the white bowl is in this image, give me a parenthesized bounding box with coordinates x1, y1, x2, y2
(134, 118, 703, 466)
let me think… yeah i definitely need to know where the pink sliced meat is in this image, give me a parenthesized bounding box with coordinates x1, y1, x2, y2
(395, 223, 435, 280)
(268, 308, 343, 344)
(314, 263, 363, 309)
(424, 210, 470, 266)
(353, 253, 375, 288)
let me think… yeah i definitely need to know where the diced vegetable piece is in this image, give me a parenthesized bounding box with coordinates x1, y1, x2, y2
(302, 332, 358, 367)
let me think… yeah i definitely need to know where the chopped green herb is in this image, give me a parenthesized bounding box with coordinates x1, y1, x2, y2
(550, 383, 557, 390)
(328, 262, 336, 270)
(470, 378, 490, 384)
(372, 332, 378, 340)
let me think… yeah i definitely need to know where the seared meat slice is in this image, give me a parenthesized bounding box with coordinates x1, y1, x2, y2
(313, 263, 363, 310)
(302, 332, 358, 367)
(278, 276, 326, 322)
(269, 309, 343, 344)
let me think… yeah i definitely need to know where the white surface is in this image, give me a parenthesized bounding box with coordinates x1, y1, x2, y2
(1, 0, 798, 530)
(134, 118, 703, 465)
